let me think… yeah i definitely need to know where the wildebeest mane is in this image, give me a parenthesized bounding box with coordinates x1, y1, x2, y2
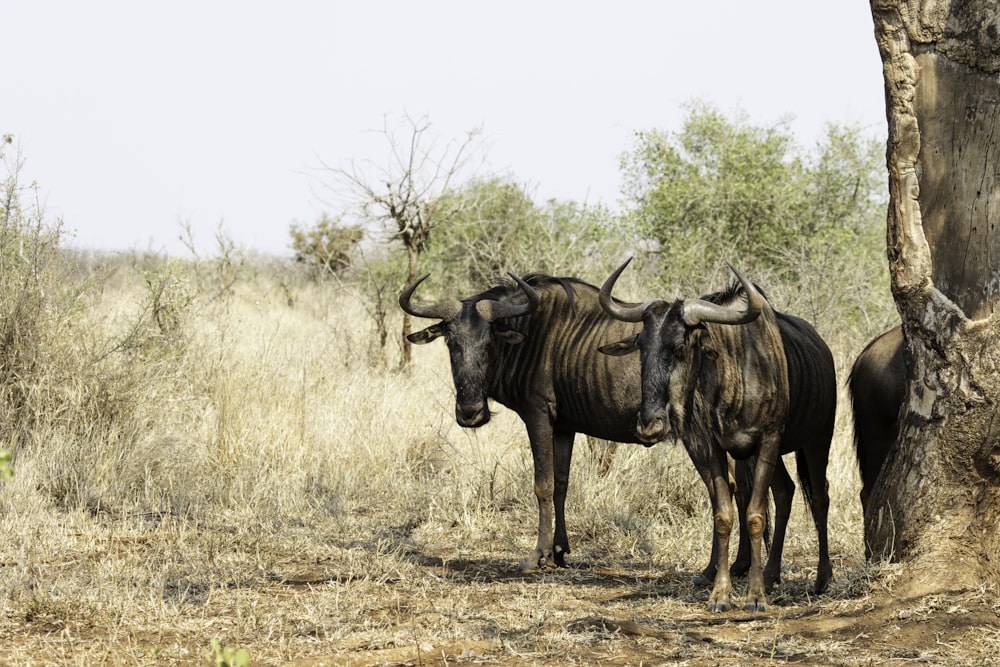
(699, 279, 771, 308)
(477, 273, 594, 316)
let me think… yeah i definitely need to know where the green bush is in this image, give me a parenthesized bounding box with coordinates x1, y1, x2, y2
(421, 177, 629, 291)
(618, 99, 892, 331)
(0, 140, 81, 454)
(289, 212, 363, 279)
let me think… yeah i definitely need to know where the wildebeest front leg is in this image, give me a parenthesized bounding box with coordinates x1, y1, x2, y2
(745, 441, 780, 612)
(696, 457, 751, 586)
(706, 458, 736, 613)
(551, 431, 574, 567)
(518, 419, 556, 571)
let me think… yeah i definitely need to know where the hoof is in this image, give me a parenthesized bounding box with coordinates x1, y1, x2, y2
(693, 568, 715, 587)
(516, 551, 549, 572)
(553, 546, 569, 568)
(744, 600, 767, 613)
(813, 567, 832, 595)
(707, 600, 732, 613)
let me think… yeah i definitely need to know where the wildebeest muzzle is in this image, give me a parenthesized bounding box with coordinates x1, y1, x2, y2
(636, 409, 669, 444)
(456, 400, 490, 427)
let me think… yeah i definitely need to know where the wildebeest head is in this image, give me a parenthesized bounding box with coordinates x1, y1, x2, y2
(399, 273, 539, 427)
(598, 258, 764, 444)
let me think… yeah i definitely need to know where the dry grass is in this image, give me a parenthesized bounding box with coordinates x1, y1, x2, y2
(0, 261, 997, 666)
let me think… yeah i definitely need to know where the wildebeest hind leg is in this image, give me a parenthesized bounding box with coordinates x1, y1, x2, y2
(731, 457, 753, 578)
(764, 458, 794, 590)
(798, 449, 832, 594)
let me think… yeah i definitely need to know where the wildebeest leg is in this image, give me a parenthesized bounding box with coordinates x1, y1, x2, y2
(696, 534, 720, 587)
(552, 431, 575, 567)
(518, 417, 556, 571)
(763, 457, 794, 590)
(705, 454, 736, 613)
(731, 457, 752, 578)
(744, 439, 781, 613)
(799, 449, 833, 594)
(697, 457, 751, 586)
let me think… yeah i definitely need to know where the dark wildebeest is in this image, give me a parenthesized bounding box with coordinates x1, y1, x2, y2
(400, 271, 762, 573)
(848, 325, 904, 526)
(599, 259, 836, 612)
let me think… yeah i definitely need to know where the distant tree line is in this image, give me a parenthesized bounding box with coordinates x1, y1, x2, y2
(294, 102, 889, 359)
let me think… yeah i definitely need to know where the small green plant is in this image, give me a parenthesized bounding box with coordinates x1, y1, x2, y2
(205, 639, 250, 667)
(0, 449, 11, 480)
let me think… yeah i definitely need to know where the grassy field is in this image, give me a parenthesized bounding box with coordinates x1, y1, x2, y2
(1, 258, 997, 666)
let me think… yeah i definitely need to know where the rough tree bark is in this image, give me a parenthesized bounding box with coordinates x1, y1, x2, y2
(867, 0, 1000, 595)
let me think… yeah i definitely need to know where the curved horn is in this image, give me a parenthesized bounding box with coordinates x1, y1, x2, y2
(398, 274, 463, 321)
(599, 258, 650, 323)
(680, 264, 764, 327)
(476, 273, 540, 322)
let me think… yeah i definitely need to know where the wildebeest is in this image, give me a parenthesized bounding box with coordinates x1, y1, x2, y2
(848, 325, 904, 525)
(599, 259, 836, 612)
(400, 271, 763, 574)
(400, 272, 650, 570)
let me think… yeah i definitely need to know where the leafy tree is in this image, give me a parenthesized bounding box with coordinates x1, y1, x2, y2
(621, 102, 884, 261)
(422, 177, 538, 287)
(618, 100, 888, 327)
(289, 212, 363, 278)
(620, 102, 801, 271)
(531, 198, 622, 279)
(424, 177, 626, 292)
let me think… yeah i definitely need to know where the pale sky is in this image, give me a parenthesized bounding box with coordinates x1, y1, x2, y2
(5, 2, 885, 256)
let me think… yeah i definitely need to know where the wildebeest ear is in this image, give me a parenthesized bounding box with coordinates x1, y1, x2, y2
(496, 328, 526, 345)
(599, 334, 639, 356)
(407, 324, 446, 345)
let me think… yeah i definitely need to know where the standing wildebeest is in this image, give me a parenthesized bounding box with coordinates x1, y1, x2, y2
(400, 271, 763, 574)
(599, 259, 836, 612)
(400, 272, 649, 570)
(848, 325, 904, 526)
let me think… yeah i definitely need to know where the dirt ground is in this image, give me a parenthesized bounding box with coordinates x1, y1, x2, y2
(274, 553, 1000, 667)
(3, 517, 997, 667)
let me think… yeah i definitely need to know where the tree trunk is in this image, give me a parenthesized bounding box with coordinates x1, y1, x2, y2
(866, 0, 1000, 596)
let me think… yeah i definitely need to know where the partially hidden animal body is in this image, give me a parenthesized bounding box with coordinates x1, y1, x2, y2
(848, 325, 905, 547)
(599, 259, 837, 612)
